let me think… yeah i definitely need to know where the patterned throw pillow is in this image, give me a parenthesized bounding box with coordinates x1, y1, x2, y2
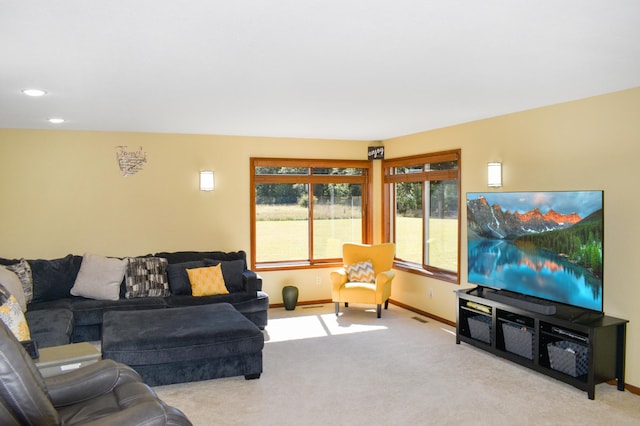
(187, 264, 229, 296)
(124, 257, 170, 298)
(0, 284, 31, 341)
(346, 260, 376, 283)
(0, 266, 27, 312)
(6, 259, 33, 304)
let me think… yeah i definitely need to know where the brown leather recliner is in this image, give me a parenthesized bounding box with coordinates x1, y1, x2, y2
(0, 321, 192, 425)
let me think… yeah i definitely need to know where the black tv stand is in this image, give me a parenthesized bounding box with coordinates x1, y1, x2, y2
(484, 289, 557, 315)
(456, 287, 628, 399)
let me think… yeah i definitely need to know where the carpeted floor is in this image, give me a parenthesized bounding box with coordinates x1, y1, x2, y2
(154, 304, 640, 425)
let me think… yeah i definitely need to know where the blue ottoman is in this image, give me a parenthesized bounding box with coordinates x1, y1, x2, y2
(101, 303, 264, 386)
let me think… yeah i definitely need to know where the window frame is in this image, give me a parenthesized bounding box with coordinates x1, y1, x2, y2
(250, 157, 373, 271)
(383, 149, 461, 284)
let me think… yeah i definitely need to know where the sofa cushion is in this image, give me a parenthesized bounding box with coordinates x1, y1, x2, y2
(0, 266, 27, 312)
(205, 259, 245, 293)
(71, 253, 127, 301)
(26, 298, 73, 312)
(166, 260, 207, 295)
(155, 250, 247, 267)
(70, 297, 167, 326)
(187, 264, 229, 296)
(102, 303, 263, 365)
(5, 259, 33, 304)
(164, 291, 258, 308)
(0, 283, 30, 341)
(0, 257, 19, 266)
(124, 257, 170, 298)
(25, 308, 73, 348)
(29, 255, 82, 304)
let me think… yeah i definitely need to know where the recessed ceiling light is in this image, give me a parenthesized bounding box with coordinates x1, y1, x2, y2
(48, 118, 65, 124)
(22, 88, 47, 97)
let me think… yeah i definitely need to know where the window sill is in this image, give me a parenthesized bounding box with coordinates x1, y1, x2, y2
(393, 261, 459, 284)
(253, 261, 341, 272)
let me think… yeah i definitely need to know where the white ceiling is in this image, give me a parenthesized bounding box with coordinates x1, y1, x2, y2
(2, 1, 640, 141)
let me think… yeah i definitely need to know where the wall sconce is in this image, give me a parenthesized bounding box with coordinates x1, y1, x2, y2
(487, 162, 502, 187)
(199, 171, 215, 191)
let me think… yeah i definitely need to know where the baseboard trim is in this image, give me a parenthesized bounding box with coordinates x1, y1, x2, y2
(626, 383, 640, 395)
(269, 299, 332, 309)
(268, 298, 455, 327)
(606, 380, 640, 396)
(389, 299, 456, 327)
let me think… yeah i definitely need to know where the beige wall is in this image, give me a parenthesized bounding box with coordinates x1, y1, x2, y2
(0, 131, 367, 258)
(386, 87, 640, 386)
(1, 87, 639, 387)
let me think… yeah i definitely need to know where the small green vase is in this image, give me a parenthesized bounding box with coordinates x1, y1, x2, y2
(282, 286, 299, 310)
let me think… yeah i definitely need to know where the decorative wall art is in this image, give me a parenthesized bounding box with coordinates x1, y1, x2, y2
(116, 146, 147, 176)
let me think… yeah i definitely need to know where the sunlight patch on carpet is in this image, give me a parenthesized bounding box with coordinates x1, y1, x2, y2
(265, 316, 328, 342)
(265, 314, 387, 343)
(319, 313, 387, 336)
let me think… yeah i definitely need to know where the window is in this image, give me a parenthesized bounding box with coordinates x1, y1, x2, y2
(383, 149, 461, 283)
(251, 158, 372, 270)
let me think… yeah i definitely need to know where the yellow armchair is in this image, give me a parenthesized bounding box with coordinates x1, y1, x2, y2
(330, 243, 396, 318)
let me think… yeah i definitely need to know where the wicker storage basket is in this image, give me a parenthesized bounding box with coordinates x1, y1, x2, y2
(502, 322, 534, 360)
(547, 340, 589, 377)
(468, 315, 492, 344)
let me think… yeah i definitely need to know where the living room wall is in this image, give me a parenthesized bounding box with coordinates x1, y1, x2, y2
(0, 131, 368, 260)
(385, 87, 640, 388)
(1, 87, 639, 388)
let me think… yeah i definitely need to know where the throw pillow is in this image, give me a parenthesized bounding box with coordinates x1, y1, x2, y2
(346, 260, 376, 283)
(187, 264, 229, 296)
(124, 257, 170, 298)
(204, 259, 245, 293)
(0, 284, 31, 341)
(29, 255, 82, 303)
(166, 260, 207, 295)
(71, 253, 127, 301)
(0, 266, 27, 312)
(6, 259, 33, 304)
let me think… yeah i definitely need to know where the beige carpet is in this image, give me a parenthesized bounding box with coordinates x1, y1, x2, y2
(154, 304, 640, 425)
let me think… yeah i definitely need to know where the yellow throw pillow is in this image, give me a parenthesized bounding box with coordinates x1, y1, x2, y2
(187, 264, 229, 296)
(0, 290, 31, 342)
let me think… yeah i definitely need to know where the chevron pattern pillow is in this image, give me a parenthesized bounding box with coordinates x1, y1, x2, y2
(346, 260, 376, 283)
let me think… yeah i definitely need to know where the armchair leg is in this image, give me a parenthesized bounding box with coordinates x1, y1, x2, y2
(377, 304, 382, 318)
(335, 302, 340, 316)
(384, 299, 389, 310)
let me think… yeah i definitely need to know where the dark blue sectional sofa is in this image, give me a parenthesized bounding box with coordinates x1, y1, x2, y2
(0, 250, 269, 349)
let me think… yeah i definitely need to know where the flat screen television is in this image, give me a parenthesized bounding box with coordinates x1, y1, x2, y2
(467, 190, 604, 312)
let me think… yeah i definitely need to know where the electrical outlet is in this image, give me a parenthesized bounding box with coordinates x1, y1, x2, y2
(315, 276, 321, 285)
(428, 288, 433, 298)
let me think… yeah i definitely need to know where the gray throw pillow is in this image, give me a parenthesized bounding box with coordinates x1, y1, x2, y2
(71, 253, 127, 301)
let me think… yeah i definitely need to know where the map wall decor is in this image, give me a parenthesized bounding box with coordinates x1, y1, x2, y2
(116, 146, 147, 176)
